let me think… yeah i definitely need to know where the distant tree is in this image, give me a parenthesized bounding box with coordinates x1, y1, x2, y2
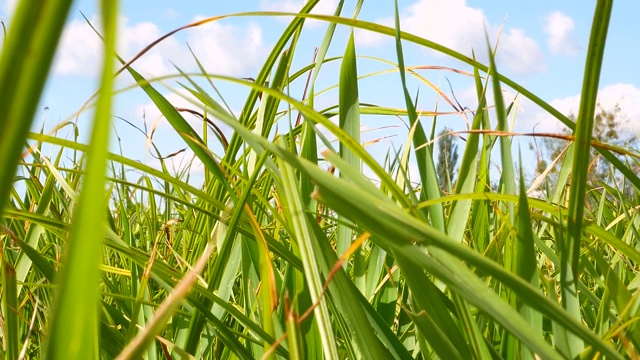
(534, 102, 638, 194)
(437, 128, 459, 193)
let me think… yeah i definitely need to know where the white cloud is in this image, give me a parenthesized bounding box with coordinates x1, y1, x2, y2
(53, 18, 103, 76)
(402, 0, 487, 56)
(356, 0, 545, 76)
(498, 28, 545, 75)
(260, 0, 339, 28)
(54, 16, 178, 77)
(182, 17, 266, 76)
(53, 15, 266, 78)
(544, 11, 580, 56)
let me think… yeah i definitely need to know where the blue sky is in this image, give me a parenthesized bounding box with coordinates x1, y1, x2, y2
(2, 0, 639, 183)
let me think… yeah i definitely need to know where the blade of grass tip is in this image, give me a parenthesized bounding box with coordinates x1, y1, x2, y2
(0, 0, 75, 212)
(563, 1, 612, 357)
(337, 32, 362, 283)
(392, 0, 444, 231)
(485, 32, 515, 220)
(485, 33, 520, 357)
(515, 152, 543, 360)
(45, 1, 117, 359)
(447, 81, 485, 240)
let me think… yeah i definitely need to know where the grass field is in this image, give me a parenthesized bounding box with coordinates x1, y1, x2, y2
(2, 0, 640, 359)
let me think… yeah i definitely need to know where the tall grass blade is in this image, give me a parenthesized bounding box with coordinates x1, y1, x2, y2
(337, 31, 362, 288)
(562, 1, 613, 356)
(45, 1, 118, 358)
(515, 156, 543, 359)
(278, 138, 339, 359)
(0, 0, 75, 211)
(392, 0, 444, 230)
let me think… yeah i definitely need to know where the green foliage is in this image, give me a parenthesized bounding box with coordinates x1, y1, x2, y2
(1, 1, 639, 359)
(536, 103, 639, 195)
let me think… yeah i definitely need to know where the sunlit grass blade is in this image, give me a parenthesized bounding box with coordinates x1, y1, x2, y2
(337, 31, 362, 290)
(515, 157, 543, 360)
(563, 1, 613, 357)
(45, 1, 118, 358)
(306, 221, 393, 359)
(485, 34, 515, 217)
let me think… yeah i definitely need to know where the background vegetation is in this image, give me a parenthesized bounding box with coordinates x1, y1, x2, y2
(1, 0, 640, 359)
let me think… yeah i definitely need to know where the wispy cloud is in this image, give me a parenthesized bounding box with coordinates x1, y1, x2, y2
(53, 16, 180, 76)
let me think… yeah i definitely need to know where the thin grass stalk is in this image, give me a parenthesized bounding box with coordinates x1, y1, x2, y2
(1, 261, 19, 360)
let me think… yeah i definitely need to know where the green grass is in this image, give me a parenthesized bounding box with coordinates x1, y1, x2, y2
(2, 0, 640, 359)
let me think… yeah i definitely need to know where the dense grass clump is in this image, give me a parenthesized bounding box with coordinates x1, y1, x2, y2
(3, 0, 640, 359)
